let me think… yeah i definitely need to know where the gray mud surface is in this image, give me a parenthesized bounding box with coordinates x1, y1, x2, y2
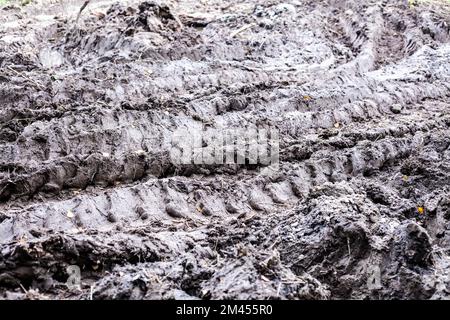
(1, 0, 450, 299)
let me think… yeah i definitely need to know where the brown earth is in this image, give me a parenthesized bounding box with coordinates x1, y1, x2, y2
(1, 0, 450, 299)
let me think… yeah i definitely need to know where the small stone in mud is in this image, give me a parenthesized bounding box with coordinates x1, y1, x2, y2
(134, 149, 147, 157)
(225, 201, 240, 214)
(404, 222, 432, 266)
(42, 182, 61, 193)
(249, 193, 266, 211)
(166, 204, 186, 218)
(258, 18, 274, 29)
(135, 206, 148, 220)
(197, 203, 212, 216)
(390, 104, 403, 114)
(107, 212, 117, 223)
(66, 210, 75, 218)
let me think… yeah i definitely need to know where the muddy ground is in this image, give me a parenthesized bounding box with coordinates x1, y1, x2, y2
(0, 0, 450, 300)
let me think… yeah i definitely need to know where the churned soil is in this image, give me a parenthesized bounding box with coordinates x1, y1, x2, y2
(1, 0, 450, 299)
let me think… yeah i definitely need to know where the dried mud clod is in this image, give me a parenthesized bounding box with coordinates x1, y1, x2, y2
(1, 0, 450, 299)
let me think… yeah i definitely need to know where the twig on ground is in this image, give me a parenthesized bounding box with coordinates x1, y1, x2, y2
(6, 66, 46, 90)
(76, 0, 91, 23)
(230, 23, 256, 38)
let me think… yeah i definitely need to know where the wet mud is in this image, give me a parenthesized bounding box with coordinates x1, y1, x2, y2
(1, 0, 450, 299)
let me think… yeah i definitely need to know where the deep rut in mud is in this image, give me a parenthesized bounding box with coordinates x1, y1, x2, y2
(1, 0, 450, 299)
